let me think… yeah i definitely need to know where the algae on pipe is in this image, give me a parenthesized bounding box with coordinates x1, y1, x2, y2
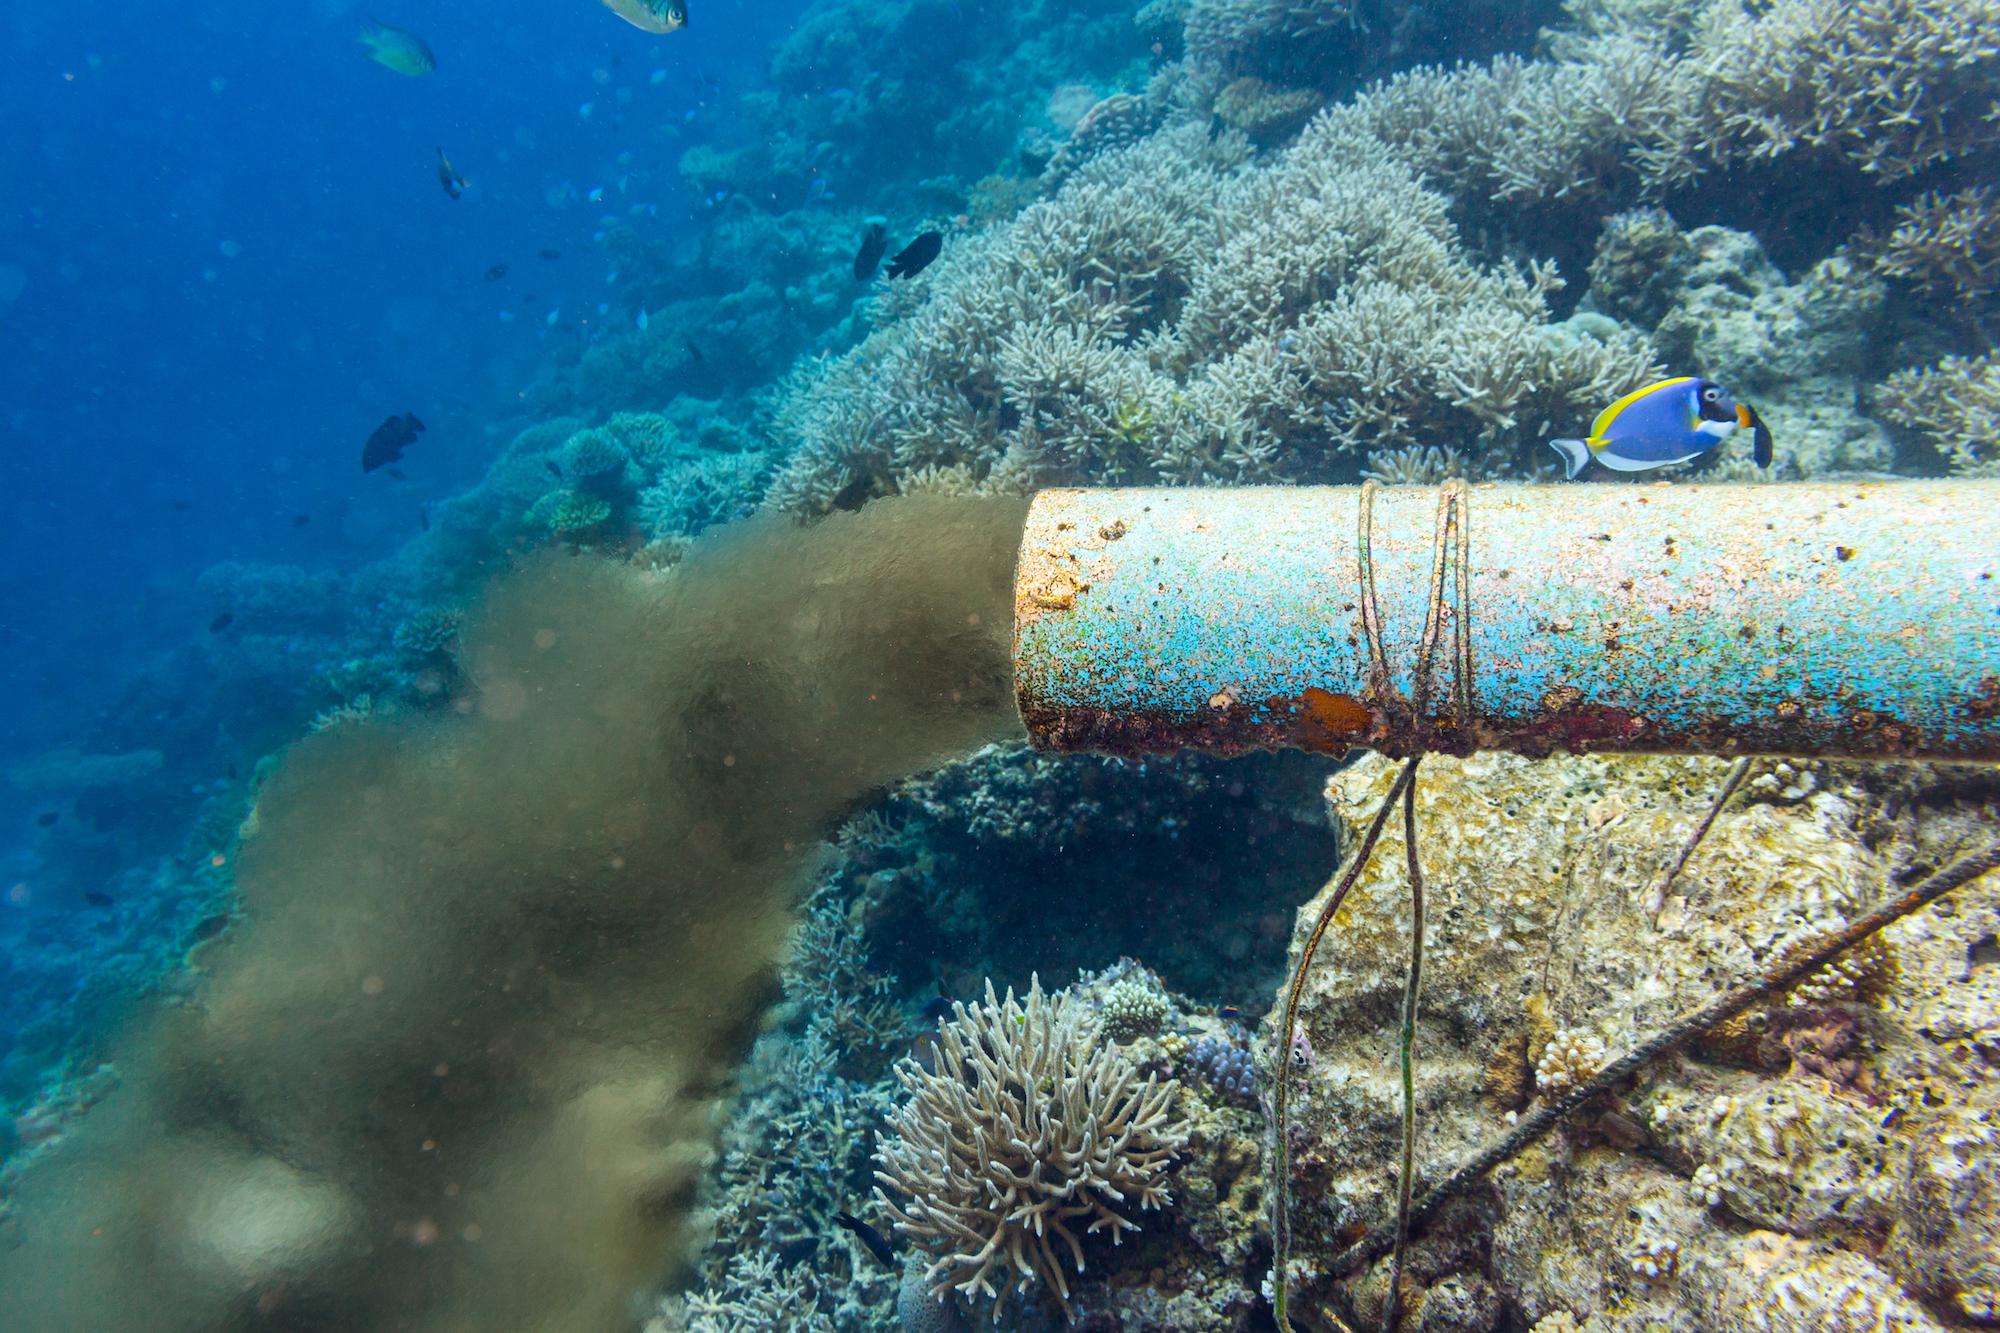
(1013, 481, 2000, 763)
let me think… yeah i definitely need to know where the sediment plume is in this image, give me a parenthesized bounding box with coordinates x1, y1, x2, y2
(0, 497, 1029, 1331)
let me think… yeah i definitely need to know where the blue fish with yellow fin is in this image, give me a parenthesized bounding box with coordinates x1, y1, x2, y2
(1550, 376, 1771, 480)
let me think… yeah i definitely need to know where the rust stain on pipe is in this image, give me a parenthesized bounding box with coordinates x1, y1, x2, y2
(1012, 482, 2000, 763)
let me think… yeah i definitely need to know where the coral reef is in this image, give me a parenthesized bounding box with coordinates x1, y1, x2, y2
(1589, 215, 1895, 476)
(1102, 976, 1173, 1041)
(21, 4, 2000, 1332)
(835, 742, 1337, 1005)
(1187, 1034, 1258, 1101)
(873, 976, 1191, 1317)
(1874, 187, 2000, 303)
(771, 117, 1654, 509)
(1338, 0, 2000, 204)
(1267, 749, 2000, 1330)
(1876, 353, 2000, 476)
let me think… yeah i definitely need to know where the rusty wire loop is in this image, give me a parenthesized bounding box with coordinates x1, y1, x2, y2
(1355, 479, 1475, 736)
(1272, 481, 1473, 1333)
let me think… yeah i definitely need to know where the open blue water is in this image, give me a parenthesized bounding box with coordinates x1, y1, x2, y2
(0, 0, 799, 748)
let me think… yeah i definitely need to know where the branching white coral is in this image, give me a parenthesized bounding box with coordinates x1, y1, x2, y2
(872, 976, 1190, 1318)
(1876, 354, 2000, 477)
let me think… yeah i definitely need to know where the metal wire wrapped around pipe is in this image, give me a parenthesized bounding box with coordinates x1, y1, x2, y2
(1011, 481, 2000, 762)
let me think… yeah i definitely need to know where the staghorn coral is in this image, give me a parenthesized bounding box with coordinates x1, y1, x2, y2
(1874, 188, 2000, 302)
(1324, 0, 2000, 209)
(770, 118, 1655, 510)
(1877, 353, 2000, 476)
(637, 452, 769, 540)
(1361, 443, 1467, 486)
(1693, 0, 2000, 183)
(1212, 77, 1320, 143)
(649, 1249, 838, 1333)
(782, 885, 909, 1076)
(390, 607, 461, 659)
(873, 976, 1191, 1318)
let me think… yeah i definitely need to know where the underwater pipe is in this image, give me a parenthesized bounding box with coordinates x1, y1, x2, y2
(1013, 481, 2000, 764)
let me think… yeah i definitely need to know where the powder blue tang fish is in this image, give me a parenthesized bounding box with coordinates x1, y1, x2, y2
(1550, 376, 1772, 479)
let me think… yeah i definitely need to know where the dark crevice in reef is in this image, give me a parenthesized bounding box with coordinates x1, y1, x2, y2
(851, 747, 1341, 1017)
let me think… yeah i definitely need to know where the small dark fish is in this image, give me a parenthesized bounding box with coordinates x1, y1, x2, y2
(545, 460, 564, 480)
(418, 504, 431, 531)
(1208, 113, 1225, 142)
(192, 912, 231, 941)
(386, 468, 408, 481)
(171, 498, 193, 512)
(208, 612, 236, 634)
(538, 247, 562, 261)
(833, 1212, 897, 1270)
(36, 811, 59, 828)
(291, 513, 311, 528)
(683, 337, 704, 363)
(885, 230, 942, 280)
(437, 147, 468, 200)
(919, 989, 954, 1026)
(483, 263, 510, 282)
(852, 218, 888, 281)
(362, 411, 426, 473)
(84, 892, 113, 908)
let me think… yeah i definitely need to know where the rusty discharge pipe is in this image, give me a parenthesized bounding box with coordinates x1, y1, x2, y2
(1012, 482, 2000, 763)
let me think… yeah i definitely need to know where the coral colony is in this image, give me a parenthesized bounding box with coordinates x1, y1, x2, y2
(4, 0, 1999, 1331)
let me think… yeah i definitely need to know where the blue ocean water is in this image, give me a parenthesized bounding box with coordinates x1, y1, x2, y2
(0, 0, 802, 1087)
(1, 0, 794, 731)
(0, 0, 1996, 1326)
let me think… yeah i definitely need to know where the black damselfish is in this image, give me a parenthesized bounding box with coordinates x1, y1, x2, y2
(885, 230, 941, 279)
(852, 219, 888, 281)
(363, 412, 426, 473)
(833, 1211, 897, 1270)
